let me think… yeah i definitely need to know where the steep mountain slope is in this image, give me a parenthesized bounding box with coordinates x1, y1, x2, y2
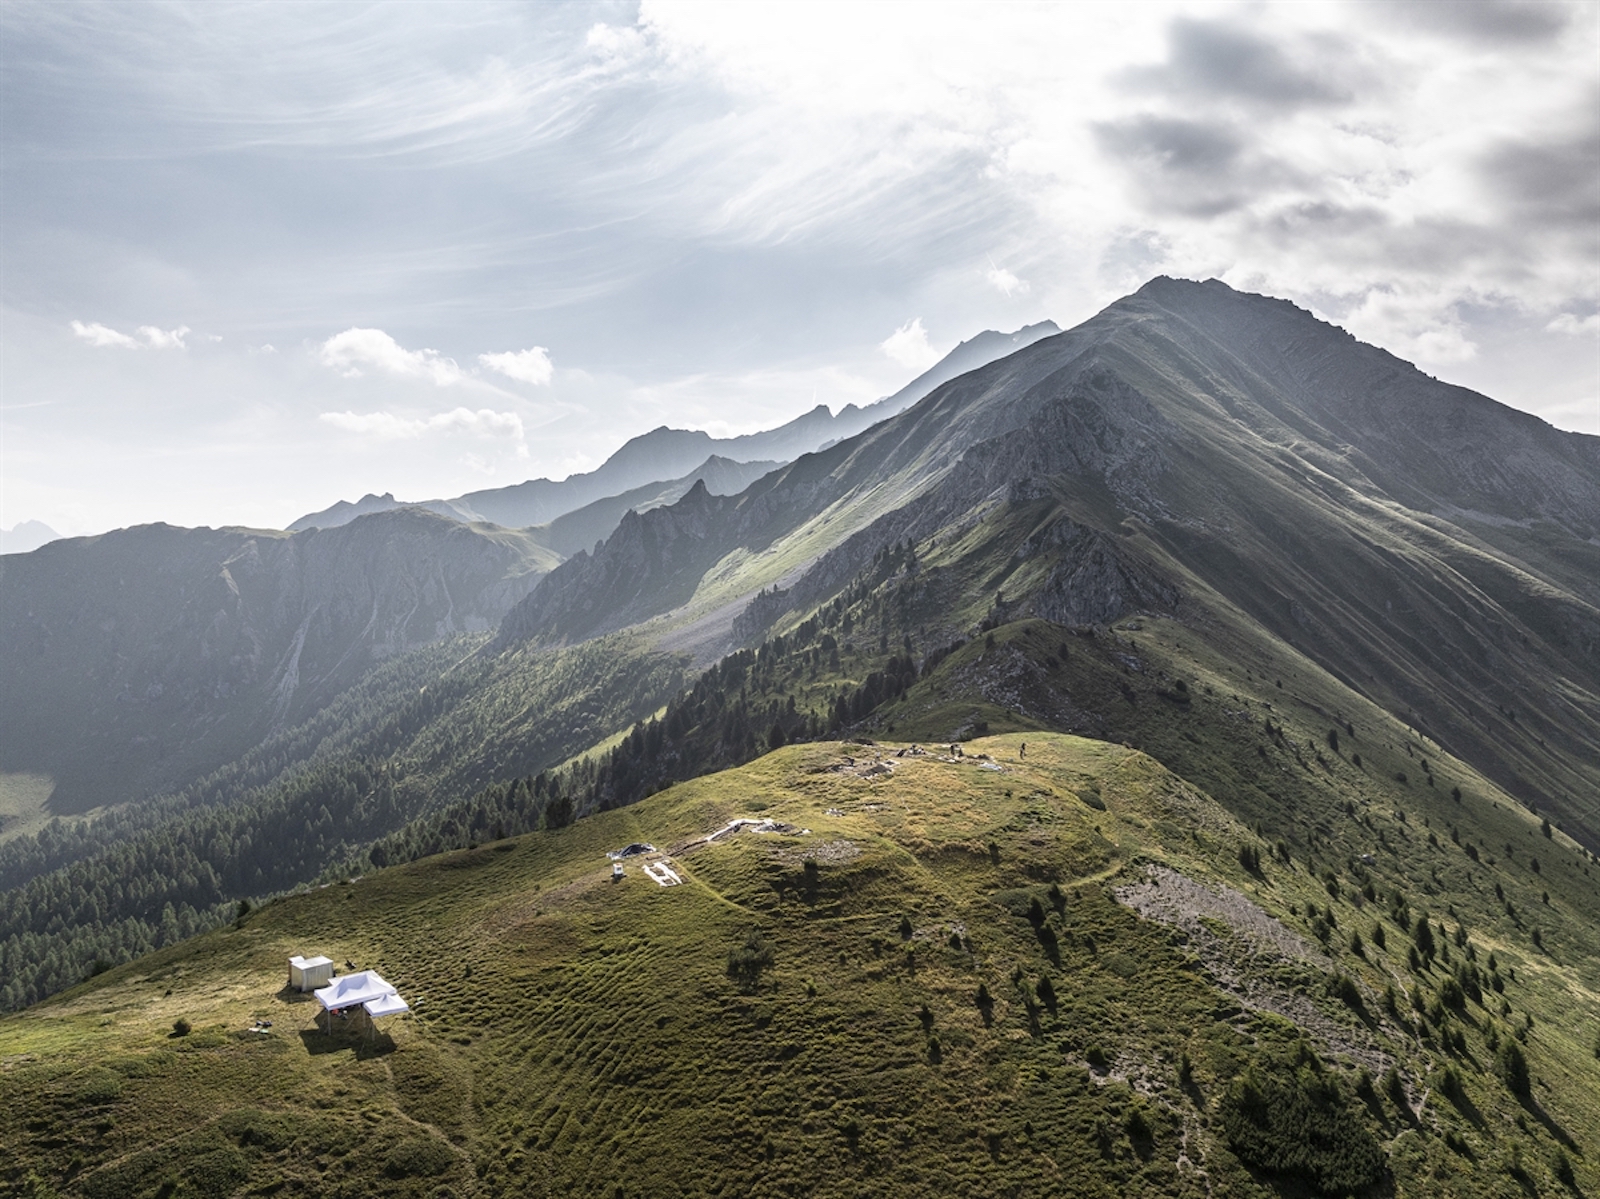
(289, 322, 1059, 533)
(524, 455, 780, 559)
(0, 520, 61, 555)
(494, 279, 1600, 844)
(0, 511, 558, 816)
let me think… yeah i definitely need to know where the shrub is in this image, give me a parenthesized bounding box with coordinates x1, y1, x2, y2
(1413, 915, 1435, 959)
(1437, 1064, 1465, 1107)
(384, 1136, 455, 1178)
(1124, 1105, 1153, 1141)
(1035, 975, 1057, 1013)
(1555, 1147, 1576, 1186)
(1219, 1054, 1385, 1196)
(1497, 1040, 1531, 1100)
(726, 931, 776, 990)
(171, 1018, 191, 1037)
(1329, 974, 1364, 1012)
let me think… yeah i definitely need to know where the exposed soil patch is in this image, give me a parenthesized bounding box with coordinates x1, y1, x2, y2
(1117, 864, 1392, 1076)
(771, 839, 862, 866)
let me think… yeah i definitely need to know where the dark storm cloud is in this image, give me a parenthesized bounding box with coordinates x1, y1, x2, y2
(1479, 117, 1600, 230)
(1123, 17, 1360, 110)
(1093, 115, 1295, 217)
(1373, 0, 1577, 44)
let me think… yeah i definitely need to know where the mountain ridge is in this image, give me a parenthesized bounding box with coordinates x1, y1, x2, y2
(287, 320, 1061, 533)
(491, 278, 1600, 845)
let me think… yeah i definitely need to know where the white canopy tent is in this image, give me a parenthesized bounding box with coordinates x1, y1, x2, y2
(312, 970, 408, 1039)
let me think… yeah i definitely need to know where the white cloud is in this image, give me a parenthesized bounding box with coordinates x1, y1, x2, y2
(587, 22, 651, 69)
(69, 320, 190, 349)
(317, 327, 465, 385)
(138, 324, 190, 349)
(1341, 287, 1479, 366)
(986, 265, 1029, 296)
(319, 407, 526, 441)
(478, 346, 554, 385)
(1546, 312, 1600, 336)
(880, 318, 941, 371)
(70, 320, 139, 348)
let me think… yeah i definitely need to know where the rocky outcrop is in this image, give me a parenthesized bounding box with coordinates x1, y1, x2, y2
(1024, 522, 1179, 626)
(494, 481, 737, 647)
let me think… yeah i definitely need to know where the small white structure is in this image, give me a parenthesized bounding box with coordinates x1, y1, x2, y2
(289, 954, 334, 992)
(642, 861, 682, 887)
(612, 862, 625, 881)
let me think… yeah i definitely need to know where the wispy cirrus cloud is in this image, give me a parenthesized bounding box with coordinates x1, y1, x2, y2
(70, 320, 190, 349)
(478, 346, 553, 385)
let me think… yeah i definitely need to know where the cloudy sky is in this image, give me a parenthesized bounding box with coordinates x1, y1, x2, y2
(2, 0, 1596, 536)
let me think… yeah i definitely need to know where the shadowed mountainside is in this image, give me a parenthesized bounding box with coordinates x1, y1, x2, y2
(0, 510, 557, 815)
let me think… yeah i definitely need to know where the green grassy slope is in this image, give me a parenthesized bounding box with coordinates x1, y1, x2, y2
(5, 733, 1596, 1197)
(0, 631, 689, 1010)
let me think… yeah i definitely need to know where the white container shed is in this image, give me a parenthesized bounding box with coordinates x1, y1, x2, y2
(289, 955, 334, 992)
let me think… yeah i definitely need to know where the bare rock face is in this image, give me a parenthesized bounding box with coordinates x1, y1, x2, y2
(0, 509, 550, 812)
(495, 481, 735, 647)
(1026, 523, 1180, 627)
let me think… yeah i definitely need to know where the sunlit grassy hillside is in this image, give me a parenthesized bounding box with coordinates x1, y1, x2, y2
(5, 733, 1596, 1198)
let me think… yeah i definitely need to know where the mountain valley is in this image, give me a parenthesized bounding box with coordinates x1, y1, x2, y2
(2, 280, 1597, 1198)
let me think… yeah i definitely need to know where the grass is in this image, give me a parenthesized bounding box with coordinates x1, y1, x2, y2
(5, 730, 1596, 1196)
(0, 771, 62, 845)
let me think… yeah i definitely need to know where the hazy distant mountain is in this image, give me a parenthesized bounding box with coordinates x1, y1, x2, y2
(0, 510, 557, 813)
(285, 493, 481, 532)
(0, 520, 61, 555)
(528, 455, 780, 558)
(287, 320, 1060, 533)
